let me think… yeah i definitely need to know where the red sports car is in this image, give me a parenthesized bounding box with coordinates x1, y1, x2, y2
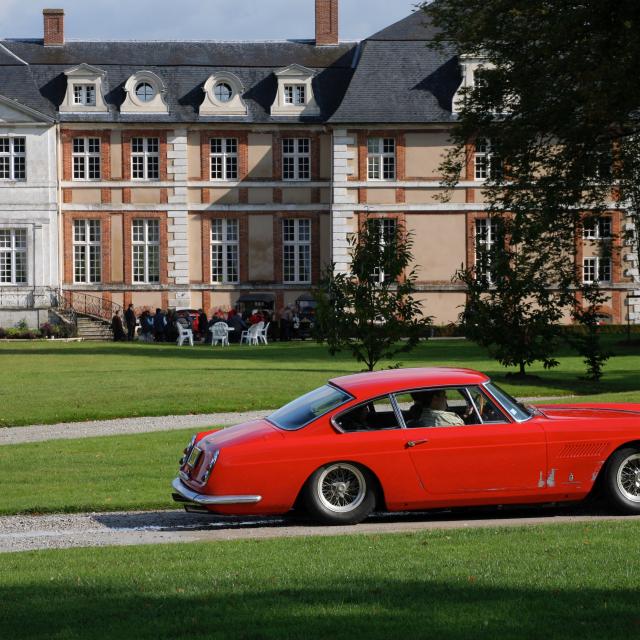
(172, 368, 640, 524)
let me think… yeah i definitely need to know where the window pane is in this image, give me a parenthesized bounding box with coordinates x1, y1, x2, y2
(148, 220, 160, 243)
(147, 156, 159, 179)
(147, 245, 160, 282)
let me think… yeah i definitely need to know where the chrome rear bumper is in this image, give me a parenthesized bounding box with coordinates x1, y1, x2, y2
(172, 477, 262, 506)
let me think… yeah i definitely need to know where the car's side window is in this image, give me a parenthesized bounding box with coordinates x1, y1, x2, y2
(335, 395, 400, 432)
(465, 386, 508, 424)
(395, 388, 468, 428)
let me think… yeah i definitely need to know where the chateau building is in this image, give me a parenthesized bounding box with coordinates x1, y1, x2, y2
(0, 2, 635, 327)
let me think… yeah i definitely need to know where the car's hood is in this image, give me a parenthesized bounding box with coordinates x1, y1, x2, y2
(536, 403, 640, 420)
(200, 419, 284, 447)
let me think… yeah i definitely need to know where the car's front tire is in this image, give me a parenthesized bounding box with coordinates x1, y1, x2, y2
(604, 447, 640, 514)
(303, 462, 376, 525)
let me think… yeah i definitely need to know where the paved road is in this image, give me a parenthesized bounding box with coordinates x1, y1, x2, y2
(1, 506, 636, 554)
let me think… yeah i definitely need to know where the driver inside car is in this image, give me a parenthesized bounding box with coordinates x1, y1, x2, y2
(407, 390, 465, 428)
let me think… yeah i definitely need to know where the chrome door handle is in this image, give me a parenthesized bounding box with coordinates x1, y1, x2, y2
(406, 439, 428, 448)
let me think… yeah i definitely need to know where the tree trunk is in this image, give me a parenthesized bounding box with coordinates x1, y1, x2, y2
(519, 361, 526, 376)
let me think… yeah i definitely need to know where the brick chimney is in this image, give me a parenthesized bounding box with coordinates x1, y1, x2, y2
(315, 0, 338, 46)
(43, 9, 64, 46)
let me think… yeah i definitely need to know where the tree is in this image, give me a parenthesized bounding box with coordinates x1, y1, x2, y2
(314, 217, 431, 371)
(420, 0, 634, 377)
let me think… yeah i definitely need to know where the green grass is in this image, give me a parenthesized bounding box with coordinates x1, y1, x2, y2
(0, 429, 198, 515)
(2, 523, 640, 639)
(2, 337, 640, 427)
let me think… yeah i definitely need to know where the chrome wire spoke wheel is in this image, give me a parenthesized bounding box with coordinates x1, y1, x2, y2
(616, 453, 640, 503)
(317, 463, 366, 513)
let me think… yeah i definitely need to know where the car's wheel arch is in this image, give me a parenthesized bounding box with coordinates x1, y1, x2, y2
(592, 440, 640, 487)
(293, 460, 387, 513)
(589, 440, 640, 508)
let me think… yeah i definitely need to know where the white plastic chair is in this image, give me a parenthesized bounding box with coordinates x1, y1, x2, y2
(210, 321, 229, 347)
(241, 322, 263, 345)
(177, 323, 194, 347)
(257, 321, 270, 345)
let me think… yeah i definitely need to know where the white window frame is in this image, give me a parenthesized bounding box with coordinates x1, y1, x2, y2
(282, 138, 311, 181)
(72, 137, 101, 181)
(474, 138, 502, 181)
(583, 217, 612, 240)
(132, 219, 160, 284)
(0, 228, 27, 285)
(131, 137, 160, 180)
(73, 84, 96, 106)
(583, 256, 612, 284)
(73, 220, 102, 284)
(210, 138, 239, 181)
(283, 219, 311, 284)
(0, 136, 26, 181)
(368, 218, 398, 283)
(284, 84, 306, 105)
(367, 138, 396, 181)
(475, 218, 499, 283)
(210, 219, 239, 284)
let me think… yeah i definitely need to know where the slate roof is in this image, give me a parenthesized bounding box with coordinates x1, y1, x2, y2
(0, 40, 357, 124)
(330, 12, 460, 124)
(0, 11, 463, 126)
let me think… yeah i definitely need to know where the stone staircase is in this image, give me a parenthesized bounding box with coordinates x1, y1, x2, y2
(76, 315, 113, 341)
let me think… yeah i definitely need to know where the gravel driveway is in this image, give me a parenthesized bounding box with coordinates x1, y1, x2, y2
(1, 507, 636, 554)
(0, 410, 272, 446)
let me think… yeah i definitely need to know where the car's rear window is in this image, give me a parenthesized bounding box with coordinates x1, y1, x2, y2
(268, 385, 351, 431)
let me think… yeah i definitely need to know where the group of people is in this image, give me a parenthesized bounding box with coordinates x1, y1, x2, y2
(111, 305, 299, 344)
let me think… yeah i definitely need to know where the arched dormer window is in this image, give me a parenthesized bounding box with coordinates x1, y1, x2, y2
(121, 71, 168, 114)
(200, 72, 248, 117)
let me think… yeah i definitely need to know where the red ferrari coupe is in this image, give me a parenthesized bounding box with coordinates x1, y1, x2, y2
(172, 368, 640, 524)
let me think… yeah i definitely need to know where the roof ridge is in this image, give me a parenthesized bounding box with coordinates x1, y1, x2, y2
(3, 37, 357, 46)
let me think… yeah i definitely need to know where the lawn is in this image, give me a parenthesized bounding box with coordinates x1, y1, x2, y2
(2, 337, 640, 427)
(1, 522, 639, 639)
(0, 428, 196, 515)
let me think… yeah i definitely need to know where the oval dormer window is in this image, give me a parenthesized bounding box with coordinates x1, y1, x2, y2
(214, 82, 233, 103)
(135, 82, 156, 103)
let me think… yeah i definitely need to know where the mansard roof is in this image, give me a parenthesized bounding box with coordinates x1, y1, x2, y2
(0, 40, 357, 124)
(330, 12, 460, 124)
(0, 63, 57, 120)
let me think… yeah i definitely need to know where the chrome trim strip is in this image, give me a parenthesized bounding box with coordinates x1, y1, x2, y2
(172, 477, 262, 505)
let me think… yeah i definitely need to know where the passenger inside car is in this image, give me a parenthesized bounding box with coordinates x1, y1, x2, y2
(406, 389, 465, 428)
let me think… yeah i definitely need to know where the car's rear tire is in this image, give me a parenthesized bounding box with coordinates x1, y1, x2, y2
(604, 447, 640, 514)
(303, 462, 376, 525)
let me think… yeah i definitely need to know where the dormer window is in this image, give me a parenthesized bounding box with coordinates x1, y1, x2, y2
(121, 71, 168, 114)
(284, 85, 306, 106)
(200, 73, 247, 116)
(60, 64, 108, 113)
(73, 84, 96, 106)
(271, 64, 320, 117)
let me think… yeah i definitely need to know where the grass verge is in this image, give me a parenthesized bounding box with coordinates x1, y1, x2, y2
(0, 429, 197, 515)
(1, 523, 640, 639)
(2, 337, 640, 427)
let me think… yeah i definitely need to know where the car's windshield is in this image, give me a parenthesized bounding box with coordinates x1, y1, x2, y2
(268, 384, 351, 431)
(484, 382, 532, 421)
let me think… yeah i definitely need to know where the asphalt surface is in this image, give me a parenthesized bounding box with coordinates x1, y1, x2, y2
(1, 505, 637, 554)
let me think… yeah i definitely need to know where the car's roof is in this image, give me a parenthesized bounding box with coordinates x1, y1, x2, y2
(330, 368, 490, 398)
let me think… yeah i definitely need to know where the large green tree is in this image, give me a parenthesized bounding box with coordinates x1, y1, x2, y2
(421, 0, 639, 376)
(314, 218, 431, 371)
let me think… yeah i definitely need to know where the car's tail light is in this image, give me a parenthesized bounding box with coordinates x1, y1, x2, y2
(202, 449, 220, 483)
(180, 435, 197, 466)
